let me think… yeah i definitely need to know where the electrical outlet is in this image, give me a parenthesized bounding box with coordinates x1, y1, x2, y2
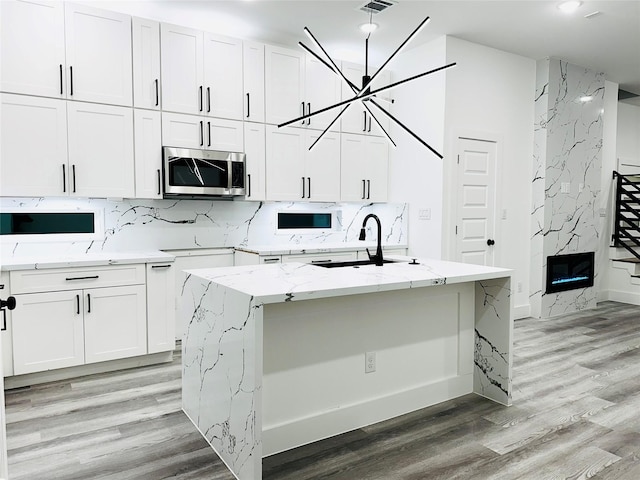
(561, 182, 571, 194)
(365, 351, 376, 373)
(418, 208, 431, 220)
(517, 281, 523, 293)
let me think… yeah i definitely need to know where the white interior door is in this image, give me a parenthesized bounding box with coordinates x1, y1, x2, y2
(454, 137, 498, 266)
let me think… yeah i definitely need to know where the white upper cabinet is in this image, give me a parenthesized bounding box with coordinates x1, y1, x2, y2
(162, 112, 244, 152)
(203, 33, 243, 120)
(0, 0, 66, 98)
(0, 94, 69, 197)
(64, 3, 132, 106)
(243, 41, 266, 123)
(340, 61, 391, 137)
(265, 125, 340, 202)
(134, 109, 163, 199)
(160, 23, 204, 115)
(67, 102, 135, 198)
(340, 133, 388, 202)
(161, 23, 243, 120)
(265, 45, 340, 132)
(244, 122, 266, 201)
(132, 17, 161, 110)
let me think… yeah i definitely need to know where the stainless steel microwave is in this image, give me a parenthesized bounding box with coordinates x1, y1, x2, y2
(162, 147, 245, 198)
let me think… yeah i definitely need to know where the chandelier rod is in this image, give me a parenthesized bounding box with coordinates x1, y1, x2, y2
(299, 41, 360, 92)
(369, 99, 443, 159)
(303, 27, 356, 94)
(278, 62, 456, 128)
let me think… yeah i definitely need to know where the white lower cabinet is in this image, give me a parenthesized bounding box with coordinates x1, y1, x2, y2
(146, 263, 176, 353)
(84, 285, 147, 364)
(12, 290, 85, 375)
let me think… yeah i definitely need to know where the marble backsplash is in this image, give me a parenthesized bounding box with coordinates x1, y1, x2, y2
(0, 197, 408, 258)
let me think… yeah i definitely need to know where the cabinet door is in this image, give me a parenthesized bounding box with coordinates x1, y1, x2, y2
(365, 136, 389, 202)
(244, 122, 266, 201)
(161, 112, 205, 149)
(340, 62, 368, 135)
(305, 55, 341, 132)
(0, 0, 66, 98)
(265, 125, 305, 201)
(160, 23, 204, 115)
(243, 41, 265, 123)
(12, 290, 84, 375)
(0, 94, 69, 197)
(67, 102, 135, 198)
(340, 133, 367, 202)
(133, 17, 161, 110)
(305, 130, 341, 202)
(84, 285, 147, 363)
(265, 46, 305, 126)
(204, 33, 243, 120)
(146, 264, 175, 354)
(134, 109, 162, 199)
(368, 70, 392, 136)
(205, 118, 244, 152)
(64, 4, 132, 106)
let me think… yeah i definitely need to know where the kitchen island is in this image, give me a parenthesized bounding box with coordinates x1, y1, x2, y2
(181, 258, 513, 480)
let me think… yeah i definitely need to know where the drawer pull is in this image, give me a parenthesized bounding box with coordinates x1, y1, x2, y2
(65, 275, 99, 281)
(263, 258, 280, 264)
(151, 264, 172, 269)
(311, 259, 331, 264)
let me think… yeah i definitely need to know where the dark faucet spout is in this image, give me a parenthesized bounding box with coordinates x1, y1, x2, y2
(360, 214, 384, 266)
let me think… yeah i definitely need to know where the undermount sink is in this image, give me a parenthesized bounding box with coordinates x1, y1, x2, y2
(314, 259, 404, 268)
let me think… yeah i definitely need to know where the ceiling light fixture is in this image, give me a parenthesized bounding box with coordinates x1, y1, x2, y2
(558, 1, 582, 13)
(279, 16, 456, 159)
(359, 22, 378, 33)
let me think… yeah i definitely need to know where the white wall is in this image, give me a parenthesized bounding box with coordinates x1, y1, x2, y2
(443, 37, 536, 318)
(388, 36, 447, 259)
(617, 102, 640, 163)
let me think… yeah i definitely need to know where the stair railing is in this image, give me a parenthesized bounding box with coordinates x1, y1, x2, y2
(612, 171, 640, 261)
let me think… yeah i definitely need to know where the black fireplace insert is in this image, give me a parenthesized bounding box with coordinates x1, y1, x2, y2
(546, 252, 595, 294)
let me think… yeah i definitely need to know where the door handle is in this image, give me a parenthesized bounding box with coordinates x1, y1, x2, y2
(363, 111, 367, 132)
(62, 164, 66, 193)
(362, 179, 366, 200)
(301, 102, 305, 125)
(155, 79, 159, 106)
(207, 121, 211, 147)
(207, 87, 211, 113)
(246, 93, 250, 118)
(307, 177, 311, 198)
(307, 103, 311, 125)
(301, 176, 306, 198)
(199, 86, 203, 111)
(87, 293, 91, 313)
(199, 121, 204, 146)
(76, 294, 80, 315)
(157, 169, 161, 196)
(59, 64, 63, 95)
(72, 164, 77, 193)
(247, 173, 252, 197)
(367, 180, 371, 200)
(487, 239, 495, 246)
(69, 66, 73, 96)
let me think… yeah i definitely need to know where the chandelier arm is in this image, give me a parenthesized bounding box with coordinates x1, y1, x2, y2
(307, 103, 353, 151)
(303, 27, 359, 95)
(362, 104, 396, 148)
(361, 16, 431, 94)
(278, 62, 456, 128)
(369, 99, 443, 159)
(299, 42, 360, 92)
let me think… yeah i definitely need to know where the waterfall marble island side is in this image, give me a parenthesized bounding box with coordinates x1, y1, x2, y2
(181, 258, 513, 480)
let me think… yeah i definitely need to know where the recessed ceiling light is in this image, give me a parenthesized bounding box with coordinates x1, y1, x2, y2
(359, 22, 378, 33)
(558, 1, 582, 13)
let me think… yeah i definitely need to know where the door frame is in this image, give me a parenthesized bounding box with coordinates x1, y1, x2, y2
(442, 129, 504, 266)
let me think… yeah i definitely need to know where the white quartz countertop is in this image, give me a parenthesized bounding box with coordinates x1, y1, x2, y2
(0, 251, 175, 271)
(185, 257, 512, 304)
(234, 242, 408, 256)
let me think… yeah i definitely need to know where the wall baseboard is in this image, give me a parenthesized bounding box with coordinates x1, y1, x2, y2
(602, 289, 640, 306)
(513, 304, 531, 319)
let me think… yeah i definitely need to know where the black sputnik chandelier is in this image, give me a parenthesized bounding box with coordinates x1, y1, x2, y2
(277, 15, 456, 158)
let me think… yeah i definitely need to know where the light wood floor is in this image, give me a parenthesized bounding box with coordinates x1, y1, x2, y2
(5, 301, 640, 479)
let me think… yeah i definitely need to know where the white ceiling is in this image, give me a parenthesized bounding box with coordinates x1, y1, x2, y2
(95, 0, 640, 99)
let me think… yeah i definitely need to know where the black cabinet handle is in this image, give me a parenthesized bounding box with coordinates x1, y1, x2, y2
(367, 180, 371, 200)
(157, 169, 161, 196)
(207, 121, 211, 147)
(59, 64, 63, 95)
(199, 121, 204, 146)
(487, 239, 496, 246)
(87, 293, 91, 313)
(155, 79, 159, 106)
(151, 264, 172, 269)
(301, 177, 306, 198)
(362, 179, 366, 200)
(72, 164, 76, 193)
(301, 102, 305, 125)
(65, 275, 99, 281)
(62, 164, 66, 193)
(199, 86, 203, 111)
(247, 173, 252, 197)
(207, 87, 211, 113)
(69, 66, 73, 95)
(1, 309, 6, 332)
(363, 112, 367, 132)
(307, 103, 311, 125)
(76, 294, 80, 315)
(368, 116, 372, 132)
(246, 93, 250, 118)
(307, 177, 311, 198)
